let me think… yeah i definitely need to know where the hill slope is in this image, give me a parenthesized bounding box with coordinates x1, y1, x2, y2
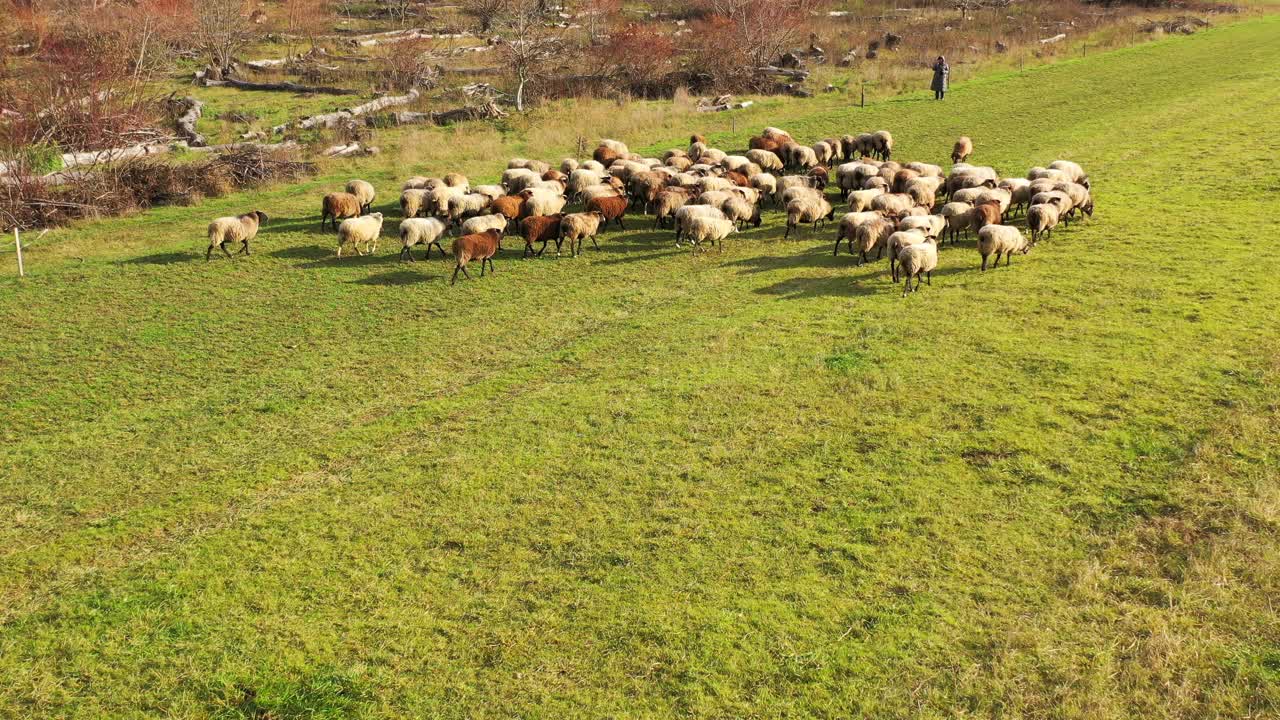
(1, 16, 1279, 718)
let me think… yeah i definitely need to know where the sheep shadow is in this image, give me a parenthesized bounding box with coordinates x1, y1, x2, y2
(121, 251, 198, 265)
(293, 250, 402, 270)
(268, 244, 333, 260)
(350, 269, 440, 286)
(753, 275, 884, 300)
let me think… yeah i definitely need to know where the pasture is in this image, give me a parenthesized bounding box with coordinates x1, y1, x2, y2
(2, 15, 1279, 719)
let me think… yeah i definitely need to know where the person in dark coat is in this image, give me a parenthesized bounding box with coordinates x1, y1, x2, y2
(931, 56, 950, 100)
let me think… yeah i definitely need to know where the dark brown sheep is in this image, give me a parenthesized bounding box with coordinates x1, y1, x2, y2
(451, 229, 502, 285)
(808, 166, 829, 191)
(690, 134, 706, 146)
(749, 136, 781, 154)
(969, 201, 1003, 234)
(593, 146, 622, 167)
(520, 214, 563, 258)
(541, 170, 566, 182)
(490, 195, 524, 222)
(893, 169, 920, 194)
(586, 195, 628, 230)
(723, 171, 750, 188)
(321, 192, 361, 232)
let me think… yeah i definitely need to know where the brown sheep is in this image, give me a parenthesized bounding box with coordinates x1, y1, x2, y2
(748, 136, 783, 156)
(808, 166, 829, 191)
(969, 201, 1003, 234)
(653, 188, 690, 229)
(593, 146, 622, 167)
(690, 133, 706, 146)
(520, 214, 563, 258)
(451, 229, 502, 285)
(952, 136, 973, 164)
(628, 172, 665, 214)
(490, 195, 524, 222)
(321, 192, 361, 232)
(587, 195, 628, 230)
(541, 170, 566, 182)
(723, 171, 750, 188)
(893, 169, 920, 194)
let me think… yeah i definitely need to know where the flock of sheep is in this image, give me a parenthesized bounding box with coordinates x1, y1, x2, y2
(205, 127, 1095, 293)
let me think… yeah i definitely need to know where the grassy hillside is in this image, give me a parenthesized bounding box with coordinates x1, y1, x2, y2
(2, 15, 1279, 719)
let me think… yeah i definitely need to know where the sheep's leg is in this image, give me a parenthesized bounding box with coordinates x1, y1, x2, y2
(616, 216, 626, 230)
(926, 270, 932, 285)
(590, 235, 600, 250)
(220, 241, 233, 259)
(399, 246, 412, 262)
(1005, 252, 1012, 267)
(206, 245, 214, 261)
(833, 236, 842, 256)
(239, 240, 251, 256)
(431, 241, 444, 259)
(450, 264, 461, 284)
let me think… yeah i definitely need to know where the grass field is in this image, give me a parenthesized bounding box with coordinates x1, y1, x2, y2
(2, 15, 1280, 719)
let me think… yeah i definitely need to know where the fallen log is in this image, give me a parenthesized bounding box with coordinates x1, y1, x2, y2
(1039, 33, 1067, 44)
(201, 77, 360, 96)
(368, 101, 507, 128)
(757, 65, 809, 80)
(273, 88, 421, 134)
(169, 96, 207, 147)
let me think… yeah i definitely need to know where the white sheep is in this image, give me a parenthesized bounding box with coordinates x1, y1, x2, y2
(977, 224, 1031, 270)
(750, 173, 778, 202)
(674, 205, 727, 244)
(721, 195, 759, 229)
(898, 214, 946, 239)
(1049, 159, 1089, 187)
(560, 158, 580, 173)
(847, 188, 885, 212)
(461, 214, 508, 238)
(473, 184, 506, 202)
(940, 201, 974, 245)
(519, 189, 567, 217)
(580, 160, 606, 173)
(447, 193, 492, 222)
(346, 179, 376, 213)
(399, 217, 450, 261)
(898, 236, 938, 295)
(206, 211, 267, 260)
(747, 149, 784, 173)
(784, 195, 834, 240)
(684, 216, 737, 252)
(337, 212, 384, 258)
(400, 189, 429, 218)
(1027, 203, 1061, 243)
(832, 211, 880, 257)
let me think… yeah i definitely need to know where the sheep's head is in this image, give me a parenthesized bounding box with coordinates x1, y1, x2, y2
(370, 212, 383, 221)
(253, 211, 269, 223)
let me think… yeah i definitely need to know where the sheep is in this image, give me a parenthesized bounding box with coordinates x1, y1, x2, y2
(698, 147, 728, 165)
(969, 201, 1003, 234)
(898, 213, 946, 239)
(812, 141, 836, 166)
(502, 167, 540, 191)
(1028, 178, 1059, 197)
(746, 148, 784, 173)
(337, 212, 384, 258)
(442, 173, 470, 191)
(698, 176, 734, 194)
(593, 146, 622, 167)
(1054, 181, 1093, 219)
(1049, 159, 1090, 188)
(558, 211, 607, 257)
(427, 183, 466, 217)
(951, 185, 996, 205)
(898, 236, 939, 295)
(629, 171, 666, 214)
(722, 194, 760, 230)
(489, 195, 524, 222)
(473, 184, 505, 202)
(587, 194, 628, 230)
(976, 187, 1013, 218)
(520, 214, 563, 257)
(905, 162, 944, 178)
(808, 166, 830, 191)
(653, 188, 691, 229)
(666, 155, 693, 172)
(951, 136, 974, 164)
(322, 192, 362, 231)
(947, 173, 996, 198)
(460, 214, 508, 239)
(580, 160, 606, 173)
(977, 224, 1031, 270)
(519, 188, 568, 218)
(346, 179, 376, 213)
(784, 196, 835, 240)
(750, 173, 778, 203)
(567, 168, 605, 199)
(599, 138, 629, 156)
(892, 169, 920, 194)
(847, 188, 886, 213)
(940, 201, 974, 245)
(787, 144, 819, 170)
(870, 193, 914, 216)
(780, 185, 824, 209)
(836, 161, 874, 198)
(450, 229, 501, 284)
(206, 211, 267, 260)
(674, 205, 727, 244)
(721, 155, 752, 174)
(1027, 203, 1061, 243)
(886, 229, 930, 281)
(1031, 191, 1074, 223)
(690, 133, 707, 146)
(400, 189, 429, 218)
(561, 158, 580, 173)
(999, 178, 1033, 217)
(775, 174, 814, 204)
(723, 170, 750, 188)
(580, 183, 626, 204)
(1027, 166, 1071, 184)
(872, 130, 894, 161)
(398, 217, 450, 261)
(447, 193, 492, 222)
(832, 211, 882, 257)
(762, 126, 794, 143)
(684, 216, 737, 252)
(403, 176, 433, 190)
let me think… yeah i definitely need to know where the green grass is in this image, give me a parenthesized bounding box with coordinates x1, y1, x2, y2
(3, 16, 1280, 718)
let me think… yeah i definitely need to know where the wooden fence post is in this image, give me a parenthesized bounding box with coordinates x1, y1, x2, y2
(14, 228, 24, 278)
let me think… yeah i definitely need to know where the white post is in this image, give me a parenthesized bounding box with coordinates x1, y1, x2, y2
(14, 228, 23, 278)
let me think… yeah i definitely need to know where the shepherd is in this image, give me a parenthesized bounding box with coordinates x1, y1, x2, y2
(931, 56, 950, 100)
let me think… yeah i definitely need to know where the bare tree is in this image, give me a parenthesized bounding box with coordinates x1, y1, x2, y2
(699, 0, 825, 68)
(461, 0, 512, 34)
(194, 0, 258, 79)
(492, 0, 563, 111)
